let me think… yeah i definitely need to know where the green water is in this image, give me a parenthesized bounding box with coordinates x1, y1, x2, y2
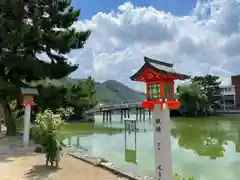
(63, 115, 240, 180)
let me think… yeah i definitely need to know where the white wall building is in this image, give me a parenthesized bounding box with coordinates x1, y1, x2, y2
(217, 85, 236, 108)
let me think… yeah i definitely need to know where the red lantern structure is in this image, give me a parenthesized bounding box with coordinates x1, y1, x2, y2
(20, 87, 38, 148)
(20, 88, 38, 106)
(22, 94, 35, 106)
(130, 57, 190, 110)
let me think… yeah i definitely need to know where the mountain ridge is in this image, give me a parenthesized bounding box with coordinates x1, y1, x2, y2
(50, 78, 145, 103)
(98, 80, 145, 103)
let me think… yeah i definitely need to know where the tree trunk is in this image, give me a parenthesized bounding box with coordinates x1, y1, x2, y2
(2, 101, 16, 136)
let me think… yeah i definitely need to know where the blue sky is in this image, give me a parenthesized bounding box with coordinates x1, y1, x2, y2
(72, 0, 197, 19)
(69, 0, 240, 91)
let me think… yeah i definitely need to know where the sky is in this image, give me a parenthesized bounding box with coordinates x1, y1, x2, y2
(71, 0, 197, 19)
(59, 0, 240, 92)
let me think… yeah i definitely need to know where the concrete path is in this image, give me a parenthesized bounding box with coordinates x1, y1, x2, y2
(0, 135, 127, 180)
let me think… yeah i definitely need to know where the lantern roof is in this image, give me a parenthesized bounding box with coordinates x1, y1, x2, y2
(130, 57, 190, 81)
(20, 87, 38, 95)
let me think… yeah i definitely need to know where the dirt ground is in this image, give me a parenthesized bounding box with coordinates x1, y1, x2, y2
(0, 135, 126, 180)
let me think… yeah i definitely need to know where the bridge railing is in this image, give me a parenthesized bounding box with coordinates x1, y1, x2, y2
(86, 102, 141, 113)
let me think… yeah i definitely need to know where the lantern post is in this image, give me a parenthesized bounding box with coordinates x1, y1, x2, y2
(130, 57, 190, 180)
(20, 87, 38, 148)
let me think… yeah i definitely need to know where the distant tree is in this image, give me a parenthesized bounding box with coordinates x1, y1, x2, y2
(35, 84, 68, 113)
(65, 81, 89, 120)
(0, 0, 90, 135)
(177, 83, 208, 116)
(82, 76, 97, 108)
(191, 74, 221, 108)
(66, 81, 89, 108)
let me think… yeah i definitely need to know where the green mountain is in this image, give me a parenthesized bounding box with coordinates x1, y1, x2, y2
(34, 78, 145, 103)
(96, 80, 145, 103)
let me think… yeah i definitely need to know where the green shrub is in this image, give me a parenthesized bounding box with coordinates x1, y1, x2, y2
(29, 125, 49, 153)
(35, 109, 63, 165)
(30, 126, 42, 143)
(173, 173, 195, 180)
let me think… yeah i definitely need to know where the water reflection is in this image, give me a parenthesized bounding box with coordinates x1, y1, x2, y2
(124, 119, 137, 164)
(171, 120, 228, 159)
(236, 129, 240, 152)
(63, 116, 240, 180)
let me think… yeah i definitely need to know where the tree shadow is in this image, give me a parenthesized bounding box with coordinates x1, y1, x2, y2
(0, 135, 37, 163)
(0, 153, 35, 163)
(24, 165, 62, 180)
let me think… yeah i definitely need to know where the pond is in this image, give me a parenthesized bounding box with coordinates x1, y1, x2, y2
(62, 114, 240, 180)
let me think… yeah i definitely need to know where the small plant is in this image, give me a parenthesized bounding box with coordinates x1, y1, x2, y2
(36, 109, 63, 135)
(30, 126, 43, 144)
(173, 173, 195, 180)
(35, 109, 63, 167)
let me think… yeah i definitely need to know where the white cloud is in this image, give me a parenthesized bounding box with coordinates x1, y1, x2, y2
(69, 0, 240, 91)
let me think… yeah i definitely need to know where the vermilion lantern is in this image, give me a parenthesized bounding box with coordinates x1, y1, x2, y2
(23, 95, 34, 106)
(20, 88, 38, 106)
(130, 57, 190, 110)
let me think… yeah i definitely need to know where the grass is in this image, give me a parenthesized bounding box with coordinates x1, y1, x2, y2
(16, 119, 124, 141)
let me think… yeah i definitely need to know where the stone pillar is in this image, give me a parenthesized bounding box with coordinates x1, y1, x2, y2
(136, 107, 139, 120)
(124, 109, 127, 118)
(103, 111, 105, 122)
(149, 109, 151, 118)
(121, 109, 123, 121)
(139, 108, 142, 120)
(23, 104, 31, 148)
(106, 111, 109, 122)
(127, 109, 130, 118)
(109, 111, 112, 122)
(143, 109, 145, 121)
(152, 104, 172, 180)
(149, 109, 152, 123)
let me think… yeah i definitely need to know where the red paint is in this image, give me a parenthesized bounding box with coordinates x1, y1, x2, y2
(161, 81, 165, 99)
(171, 81, 174, 96)
(22, 94, 35, 107)
(135, 68, 184, 82)
(23, 101, 35, 106)
(141, 100, 181, 111)
(134, 66, 184, 110)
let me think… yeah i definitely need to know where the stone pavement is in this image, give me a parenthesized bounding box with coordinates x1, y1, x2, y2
(0, 134, 127, 180)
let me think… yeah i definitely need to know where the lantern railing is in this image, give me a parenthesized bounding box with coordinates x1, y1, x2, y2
(144, 81, 180, 110)
(147, 83, 162, 100)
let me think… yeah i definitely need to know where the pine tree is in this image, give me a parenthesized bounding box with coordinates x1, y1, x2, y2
(0, 0, 90, 135)
(83, 76, 97, 108)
